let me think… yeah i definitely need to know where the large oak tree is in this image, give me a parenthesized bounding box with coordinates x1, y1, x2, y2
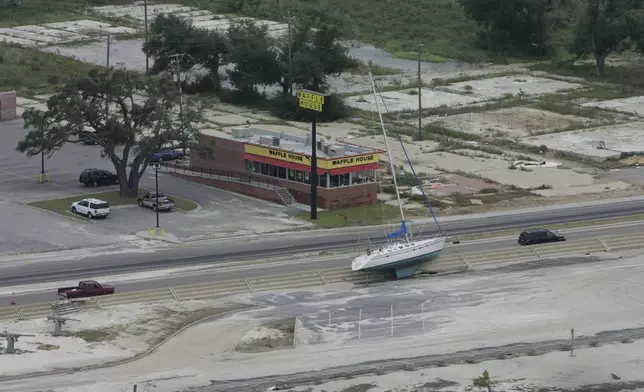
(17, 68, 203, 197)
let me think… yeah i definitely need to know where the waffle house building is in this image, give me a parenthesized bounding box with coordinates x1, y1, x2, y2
(190, 126, 384, 209)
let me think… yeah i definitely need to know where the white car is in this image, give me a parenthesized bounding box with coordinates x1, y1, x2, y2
(71, 198, 110, 219)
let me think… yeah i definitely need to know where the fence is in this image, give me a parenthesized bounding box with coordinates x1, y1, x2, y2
(2, 232, 644, 322)
(161, 162, 281, 190)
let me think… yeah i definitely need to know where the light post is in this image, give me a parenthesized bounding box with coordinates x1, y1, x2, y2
(417, 43, 423, 141)
(153, 161, 160, 229)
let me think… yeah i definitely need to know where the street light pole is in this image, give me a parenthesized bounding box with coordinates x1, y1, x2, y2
(144, 0, 149, 73)
(154, 162, 160, 229)
(41, 126, 45, 176)
(417, 43, 423, 141)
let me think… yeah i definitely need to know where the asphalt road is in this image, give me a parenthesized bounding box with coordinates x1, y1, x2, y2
(1, 221, 642, 306)
(2, 194, 644, 286)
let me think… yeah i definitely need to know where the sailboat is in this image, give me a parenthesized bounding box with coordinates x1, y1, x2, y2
(351, 72, 446, 279)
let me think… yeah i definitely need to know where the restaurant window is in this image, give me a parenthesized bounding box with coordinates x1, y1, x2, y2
(319, 172, 328, 188)
(278, 167, 287, 179)
(245, 160, 253, 173)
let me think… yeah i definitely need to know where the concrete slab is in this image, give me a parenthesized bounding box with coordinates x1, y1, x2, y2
(582, 95, 644, 116)
(533, 182, 631, 197)
(13, 25, 85, 39)
(42, 39, 148, 72)
(523, 121, 644, 162)
(0, 28, 63, 44)
(0, 35, 37, 46)
(350, 135, 442, 175)
(207, 113, 260, 125)
(447, 75, 583, 99)
(435, 107, 601, 138)
(345, 88, 482, 113)
(16, 97, 43, 107)
(316, 122, 370, 139)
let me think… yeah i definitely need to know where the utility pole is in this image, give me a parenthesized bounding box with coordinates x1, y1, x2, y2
(144, 0, 149, 73)
(287, 11, 293, 96)
(105, 34, 112, 120)
(417, 43, 423, 141)
(155, 162, 160, 229)
(169, 53, 186, 153)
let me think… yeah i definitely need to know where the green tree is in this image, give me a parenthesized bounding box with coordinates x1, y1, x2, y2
(570, 0, 641, 76)
(459, 0, 573, 56)
(144, 14, 228, 90)
(16, 68, 203, 197)
(472, 370, 492, 392)
(225, 21, 282, 93)
(288, 5, 358, 91)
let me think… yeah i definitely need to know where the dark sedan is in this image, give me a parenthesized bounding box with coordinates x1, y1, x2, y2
(79, 168, 118, 187)
(151, 149, 184, 162)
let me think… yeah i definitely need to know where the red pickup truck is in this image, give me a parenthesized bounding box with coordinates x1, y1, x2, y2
(57, 280, 115, 299)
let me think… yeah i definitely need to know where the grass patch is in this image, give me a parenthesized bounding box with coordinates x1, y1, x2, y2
(28, 189, 198, 217)
(297, 203, 425, 228)
(174, 0, 485, 63)
(0, 44, 98, 96)
(69, 328, 120, 342)
(235, 317, 296, 353)
(531, 60, 644, 90)
(0, 0, 91, 27)
(533, 99, 617, 120)
(353, 62, 403, 76)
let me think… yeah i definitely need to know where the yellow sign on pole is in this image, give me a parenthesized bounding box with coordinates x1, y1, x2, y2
(297, 89, 326, 113)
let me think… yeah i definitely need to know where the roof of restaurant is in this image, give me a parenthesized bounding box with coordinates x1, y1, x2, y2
(210, 126, 384, 159)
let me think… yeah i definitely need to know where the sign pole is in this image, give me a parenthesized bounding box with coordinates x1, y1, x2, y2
(296, 89, 329, 221)
(310, 114, 318, 220)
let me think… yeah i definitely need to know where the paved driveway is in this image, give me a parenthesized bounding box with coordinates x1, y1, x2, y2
(0, 119, 308, 253)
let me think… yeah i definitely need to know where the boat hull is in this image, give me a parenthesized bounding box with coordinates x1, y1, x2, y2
(352, 237, 445, 279)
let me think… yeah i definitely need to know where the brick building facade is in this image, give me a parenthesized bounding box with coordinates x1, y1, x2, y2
(188, 127, 383, 210)
(0, 91, 17, 120)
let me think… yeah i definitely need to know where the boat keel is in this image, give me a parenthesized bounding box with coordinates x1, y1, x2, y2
(394, 267, 416, 279)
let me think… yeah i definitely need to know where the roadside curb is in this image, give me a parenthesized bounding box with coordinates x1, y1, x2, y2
(135, 230, 183, 244)
(0, 304, 262, 382)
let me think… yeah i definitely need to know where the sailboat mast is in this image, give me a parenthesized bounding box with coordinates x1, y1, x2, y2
(368, 72, 408, 239)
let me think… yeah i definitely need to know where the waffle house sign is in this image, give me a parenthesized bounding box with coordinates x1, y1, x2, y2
(297, 89, 328, 113)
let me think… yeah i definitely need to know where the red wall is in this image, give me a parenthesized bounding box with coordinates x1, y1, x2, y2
(189, 134, 378, 209)
(167, 172, 283, 204)
(0, 91, 17, 120)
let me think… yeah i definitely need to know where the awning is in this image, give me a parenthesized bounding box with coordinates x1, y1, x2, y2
(329, 162, 379, 176)
(244, 153, 325, 175)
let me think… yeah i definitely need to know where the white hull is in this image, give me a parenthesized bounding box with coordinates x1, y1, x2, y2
(351, 236, 446, 272)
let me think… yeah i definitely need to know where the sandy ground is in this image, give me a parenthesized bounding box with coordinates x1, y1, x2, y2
(3, 250, 644, 391)
(0, 300, 249, 378)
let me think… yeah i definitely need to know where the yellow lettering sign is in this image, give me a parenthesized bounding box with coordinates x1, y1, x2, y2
(297, 90, 326, 113)
(245, 144, 379, 170)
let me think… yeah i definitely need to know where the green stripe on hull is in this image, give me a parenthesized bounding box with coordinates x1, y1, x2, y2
(363, 250, 442, 272)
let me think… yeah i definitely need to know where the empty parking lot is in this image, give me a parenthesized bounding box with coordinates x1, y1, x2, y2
(0, 119, 308, 254)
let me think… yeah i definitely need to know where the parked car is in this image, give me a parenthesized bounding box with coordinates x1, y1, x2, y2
(71, 198, 111, 219)
(57, 280, 115, 299)
(79, 168, 118, 187)
(138, 192, 175, 212)
(151, 149, 184, 162)
(78, 130, 97, 145)
(518, 228, 566, 246)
